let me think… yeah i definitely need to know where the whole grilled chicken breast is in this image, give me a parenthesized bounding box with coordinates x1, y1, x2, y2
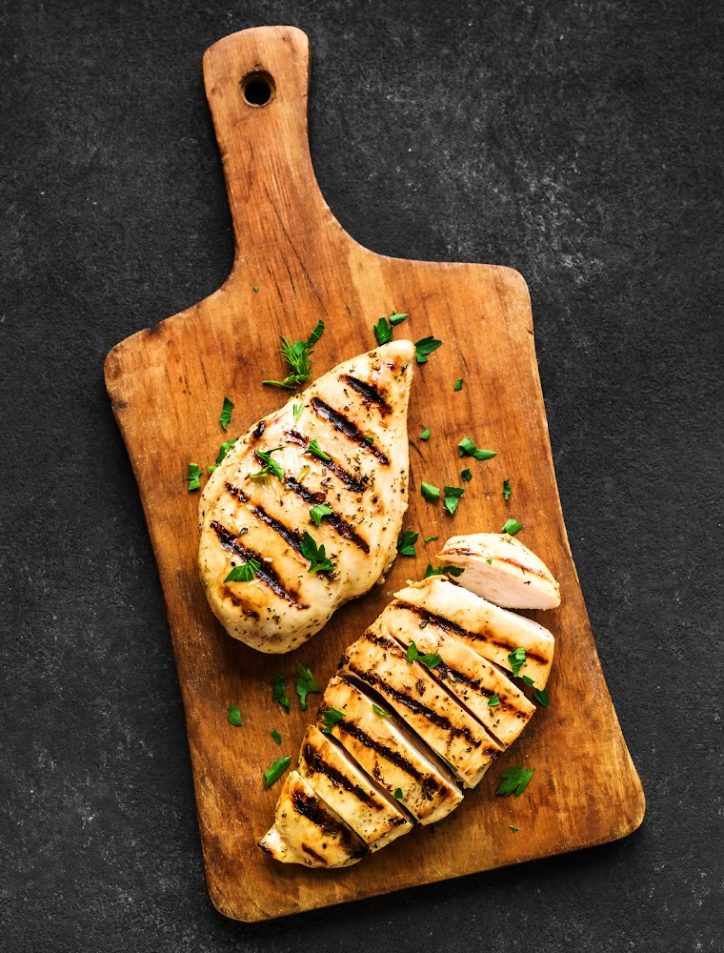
(198, 341, 414, 653)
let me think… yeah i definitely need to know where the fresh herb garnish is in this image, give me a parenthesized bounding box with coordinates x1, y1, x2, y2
(421, 481, 440, 502)
(389, 311, 408, 326)
(397, 529, 419, 557)
(252, 285, 260, 294)
(305, 439, 331, 462)
(488, 694, 501, 707)
(296, 663, 321, 711)
(372, 703, 390, 718)
(534, 687, 550, 708)
(262, 320, 325, 389)
(227, 704, 243, 727)
(420, 427, 431, 441)
(321, 707, 345, 732)
(406, 640, 442, 668)
(263, 755, 291, 788)
(215, 438, 237, 466)
(502, 518, 523, 536)
(219, 396, 234, 432)
(301, 531, 334, 573)
(495, 765, 535, 797)
(453, 378, 463, 391)
(272, 674, 291, 712)
(457, 436, 496, 460)
(508, 647, 527, 678)
(423, 535, 439, 543)
(503, 478, 512, 501)
(292, 402, 304, 422)
(309, 503, 333, 527)
(424, 563, 465, 578)
(373, 317, 393, 345)
(250, 446, 284, 481)
(523, 675, 535, 687)
(415, 336, 443, 364)
(443, 485, 465, 516)
(461, 468, 472, 482)
(187, 462, 203, 491)
(509, 824, 520, 832)
(393, 787, 404, 800)
(224, 558, 260, 583)
(271, 728, 282, 745)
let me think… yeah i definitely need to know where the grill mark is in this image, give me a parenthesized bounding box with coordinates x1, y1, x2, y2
(340, 374, 392, 414)
(252, 420, 266, 440)
(285, 430, 369, 493)
(302, 743, 381, 810)
(310, 397, 389, 464)
(221, 586, 260, 619)
(279, 470, 370, 552)
(291, 789, 369, 856)
(210, 521, 307, 609)
(433, 660, 521, 715)
(393, 602, 549, 666)
(223, 482, 304, 555)
(301, 843, 326, 864)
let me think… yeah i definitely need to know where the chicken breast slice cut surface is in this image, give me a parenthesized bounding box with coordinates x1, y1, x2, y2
(439, 533, 561, 610)
(258, 770, 368, 868)
(198, 340, 415, 653)
(298, 725, 413, 851)
(375, 603, 536, 747)
(340, 629, 503, 789)
(320, 675, 463, 824)
(394, 576, 555, 689)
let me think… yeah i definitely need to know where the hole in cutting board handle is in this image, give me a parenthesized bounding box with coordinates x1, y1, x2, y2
(240, 71, 275, 107)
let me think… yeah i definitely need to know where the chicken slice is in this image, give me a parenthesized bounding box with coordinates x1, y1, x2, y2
(258, 770, 368, 868)
(198, 340, 415, 653)
(394, 576, 555, 688)
(320, 675, 463, 824)
(340, 629, 503, 788)
(375, 604, 535, 747)
(298, 725, 413, 851)
(439, 533, 561, 610)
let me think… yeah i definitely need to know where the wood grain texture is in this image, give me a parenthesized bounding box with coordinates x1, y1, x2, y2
(104, 26, 645, 922)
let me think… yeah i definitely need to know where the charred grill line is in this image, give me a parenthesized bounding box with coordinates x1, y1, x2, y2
(340, 374, 392, 414)
(277, 467, 370, 553)
(223, 482, 305, 556)
(210, 520, 307, 609)
(301, 843, 326, 864)
(302, 743, 382, 810)
(310, 397, 389, 464)
(221, 586, 260, 618)
(291, 789, 369, 856)
(284, 430, 369, 493)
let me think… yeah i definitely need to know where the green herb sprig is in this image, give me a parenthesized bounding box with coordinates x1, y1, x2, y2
(263, 321, 325, 389)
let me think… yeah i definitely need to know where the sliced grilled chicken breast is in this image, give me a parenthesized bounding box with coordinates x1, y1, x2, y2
(394, 576, 555, 688)
(298, 725, 413, 850)
(320, 676, 463, 824)
(258, 770, 368, 868)
(340, 629, 503, 788)
(440, 533, 561, 610)
(198, 341, 415, 653)
(375, 604, 535, 747)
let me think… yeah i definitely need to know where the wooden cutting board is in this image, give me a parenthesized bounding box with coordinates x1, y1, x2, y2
(104, 26, 645, 922)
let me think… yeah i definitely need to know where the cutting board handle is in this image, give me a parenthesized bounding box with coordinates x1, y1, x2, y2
(203, 26, 337, 266)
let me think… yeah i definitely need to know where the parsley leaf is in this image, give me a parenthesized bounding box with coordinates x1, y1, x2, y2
(250, 446, 284, 481)
(301, 531, 334, 573)
(406, 640, 442, 668)
(393, 787, 404, 800)
(321, 707, 345, 732)
(224, 558, 260, 583)
(421, 481, 440, 502)
(509, 824, 520, 832)
(272, 674, 291, 712)
(458, 436, 496, 460)
(443, 485, 465, 516)
(372, 703, 390, 718)
(296, 663, 321, 711)
(488, 694, 501, 707)
(373, 317, 393, 345)
(305, 438, 331, 462)
(219, 396, 234, 432)
(523, 675, 535, 687)
(215, 438, 237, 466)
(309, 503, 333, 527)
(187, 463, 203, 491)
(415, 336, 443, 364)
(461, 468, 472, 482)
(271, 728, 282, 745)
(423, 535, 439, 543)
(508, 647, 527, 678)
(227, 704, 243, 727)
(389, 311, 408, 326)
(263, 755, 291, 788)
(292, 402, 304, 422)
(502, 518, 523, 536)
(263, 321, 325, 389)
(495, 765, 535, 797)
(424, 563, 465, 578)
(252, 285, 260, 294)
(453, 378, 463, 391)
(503, 478, 512, 501)
(397, 528, 419, 557)
(420, 427, 431, 441)
(534, 687, 550, 708)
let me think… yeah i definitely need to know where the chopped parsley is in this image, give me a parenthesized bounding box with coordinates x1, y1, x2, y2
(508, 647, 527, 678)
(502, 518, 523, 536)
(215, 438, 237, 465)
(421, 481, 440, 502)
(406, 640, 442, 668)
(393, 787, 404, 800)
(509, 824, 520, 832)
(187, 462, 203, 491)
(227, 704, 243, 727)
(219, 396, 234, 431)
(495, 765, 535, 797)
(373, 317, 393, 345)
(263, 755, 291, 788)
(534, 687, 550, 708)
(271, 728, 282, 745)
(461, 468, 472, 482)
(389, 311, 408, 326)
(292, 402, 304, 422)
(224, 558, 260, 583)
(250, 446, 284, 481)
(414, 336, 443, 364)
(252, 285, 260, 294)
(420, 427, 431, 441)
(453, 378, 463, 391)
(397, 528, 419, 557)
(523, 675, 535, 687)
(296, 663, 321, 711)
(457, 436, 496, 460)
(301, 531, 334, 573)
(262, 320, 325, 389)
(423, 535, 439, 543)
(443, 485, 465, 516)
(309, 503, 333, 527)
(424, 563, 464, 578)
(272, 674, 291, 712)
(503, 478, 512, 501)
(305, 438, 331, 462)
(372, 703, 390, 718)
(488, 694, 501, 707)
(321, 707, 345, 732)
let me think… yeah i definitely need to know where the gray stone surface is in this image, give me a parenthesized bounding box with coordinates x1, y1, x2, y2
(1, 1, 722, 950)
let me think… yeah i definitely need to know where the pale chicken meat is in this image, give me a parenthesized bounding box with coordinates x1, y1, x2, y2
(440, 533, 561, 610)
(198, 341, 414, 653)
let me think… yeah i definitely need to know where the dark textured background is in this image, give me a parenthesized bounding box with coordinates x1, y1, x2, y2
(2, 1, 722, 950)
